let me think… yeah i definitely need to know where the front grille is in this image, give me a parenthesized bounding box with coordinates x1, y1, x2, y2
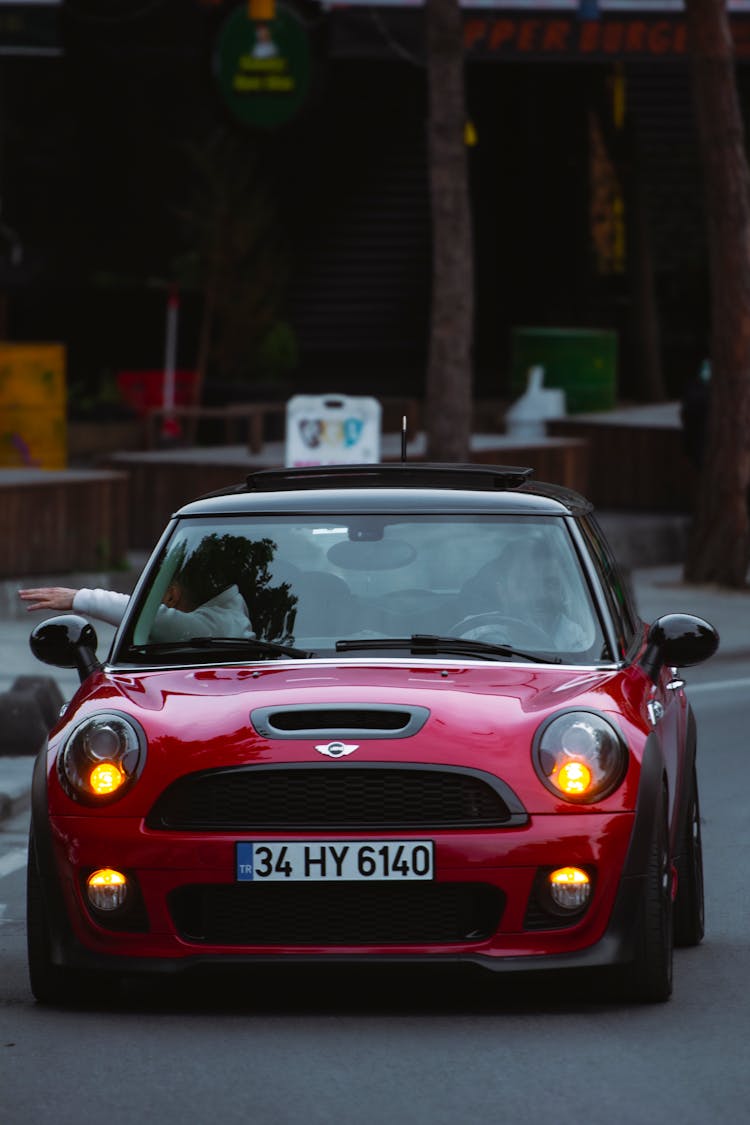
(169, 881, 505, 945)
(147, 765, 524, 831)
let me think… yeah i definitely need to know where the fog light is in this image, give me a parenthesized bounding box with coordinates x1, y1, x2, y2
(548, 867, 591, 911)
(87, 868, 128, 911)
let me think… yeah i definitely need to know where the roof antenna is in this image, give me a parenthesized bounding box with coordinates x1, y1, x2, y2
(400, 415, 408, 462)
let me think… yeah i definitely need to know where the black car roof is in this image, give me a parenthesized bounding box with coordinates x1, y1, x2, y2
(173, 464, 593, 518)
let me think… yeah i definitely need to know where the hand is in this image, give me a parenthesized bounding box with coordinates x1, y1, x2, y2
(18, 587, 77, 612)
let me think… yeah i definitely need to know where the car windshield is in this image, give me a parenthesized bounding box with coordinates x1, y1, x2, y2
(118, 513, 608, 664)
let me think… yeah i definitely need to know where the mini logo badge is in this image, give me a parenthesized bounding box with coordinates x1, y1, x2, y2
(315, 741, 359, 759)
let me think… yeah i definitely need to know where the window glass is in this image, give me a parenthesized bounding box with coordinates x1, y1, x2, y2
(125, 514, 607, 663)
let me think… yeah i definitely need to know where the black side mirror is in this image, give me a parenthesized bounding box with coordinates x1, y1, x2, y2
(640, 613, 719, 681)
(30, 614, 101, 683)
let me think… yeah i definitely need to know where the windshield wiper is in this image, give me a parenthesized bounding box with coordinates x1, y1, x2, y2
(335, 634, 561, 664)
(126, 636, 313, 660)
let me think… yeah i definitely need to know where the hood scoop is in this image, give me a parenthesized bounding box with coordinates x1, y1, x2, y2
(251, 704, 430, 740)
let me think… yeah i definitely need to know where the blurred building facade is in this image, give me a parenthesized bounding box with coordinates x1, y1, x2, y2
(0, 0, 746, 407)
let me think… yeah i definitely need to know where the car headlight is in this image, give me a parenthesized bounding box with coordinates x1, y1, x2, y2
(532, 710, 628, 803)
(58, 712, 146, 804)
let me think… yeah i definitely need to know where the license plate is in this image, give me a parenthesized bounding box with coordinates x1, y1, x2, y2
(236, 840, 434, 882)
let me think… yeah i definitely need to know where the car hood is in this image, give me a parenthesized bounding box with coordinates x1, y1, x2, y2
(85, 658, 635, 725)
(53, 660, 648, 816)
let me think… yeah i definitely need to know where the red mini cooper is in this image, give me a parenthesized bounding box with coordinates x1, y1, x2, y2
(27, 464, 718, 1003)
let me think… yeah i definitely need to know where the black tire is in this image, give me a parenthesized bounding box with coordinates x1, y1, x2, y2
(674, 766, 705, 947)
(26, 834, 90, 1005)
(623, 789, 674, 1003)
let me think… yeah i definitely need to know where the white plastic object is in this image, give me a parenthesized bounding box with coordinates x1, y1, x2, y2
(285, 394, 382, 467)
(505, 366, 566, 440)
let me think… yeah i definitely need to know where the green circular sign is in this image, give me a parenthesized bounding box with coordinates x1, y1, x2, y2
(213, 4, 312, 130)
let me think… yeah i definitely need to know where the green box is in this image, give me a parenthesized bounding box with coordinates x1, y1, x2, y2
(510, 327, 617, 414)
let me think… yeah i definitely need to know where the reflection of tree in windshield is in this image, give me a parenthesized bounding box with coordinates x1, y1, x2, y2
(179, 533, 297, 643)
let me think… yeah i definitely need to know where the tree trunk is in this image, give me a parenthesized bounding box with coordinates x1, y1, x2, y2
(630, 132, 667, 403)
(424, 0, 474, 462)
(684, 0, 750, 586)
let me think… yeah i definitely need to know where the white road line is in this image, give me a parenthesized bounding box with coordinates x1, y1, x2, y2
(687, 677, 750, 695)
(0, 848, 27, 879)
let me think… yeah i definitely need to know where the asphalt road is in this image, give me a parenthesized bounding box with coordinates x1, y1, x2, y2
(0, 655, 748, 1125)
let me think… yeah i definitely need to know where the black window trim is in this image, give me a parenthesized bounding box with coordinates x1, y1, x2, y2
(569, 514, 636, 664)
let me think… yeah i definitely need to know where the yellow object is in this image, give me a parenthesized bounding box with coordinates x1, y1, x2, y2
(549, 867, 590, 888)
(548, 866, 591, 910)
(88, 868, 127, 890)
(556, 760, 593, 796)
(0, 343, 67, 468)
(248, 0, 275, 19)
(89, 761, 126, 796)
(86, 868, 128, 911)
(464, 119, 478, 147)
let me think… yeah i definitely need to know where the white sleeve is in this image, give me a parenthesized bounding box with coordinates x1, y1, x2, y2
(148, 604, 199, 642)
(147, 588, 252, 642)
(72, 588, 131, 626)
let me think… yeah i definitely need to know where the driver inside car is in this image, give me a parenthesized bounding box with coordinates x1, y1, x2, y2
(453, 540, 593, 651)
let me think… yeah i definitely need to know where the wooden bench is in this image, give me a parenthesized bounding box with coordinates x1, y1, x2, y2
(145, 403, 287, 453)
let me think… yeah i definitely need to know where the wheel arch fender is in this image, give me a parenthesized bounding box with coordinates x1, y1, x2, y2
(671, 702, 698, 852)
(622, 732, 668, 878)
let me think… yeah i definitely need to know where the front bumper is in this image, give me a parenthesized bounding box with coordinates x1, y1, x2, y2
(34, 806, 646, 976)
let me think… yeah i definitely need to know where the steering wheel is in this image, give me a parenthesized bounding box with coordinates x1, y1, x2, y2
(449, 612, 553, 649)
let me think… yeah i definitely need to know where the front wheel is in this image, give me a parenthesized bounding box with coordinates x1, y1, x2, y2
(27, 833, 91, 1005)
(622, 789, 674, 1003)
